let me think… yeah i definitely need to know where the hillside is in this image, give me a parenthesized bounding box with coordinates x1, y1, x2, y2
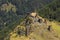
(0, 0, 60, 40)
(4, 12, 60, 40)
(9, 22, 60, 40)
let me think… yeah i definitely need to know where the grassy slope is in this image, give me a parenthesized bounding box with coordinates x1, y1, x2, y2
(51, 21, 60, 35)
(8, 20, 60, 40)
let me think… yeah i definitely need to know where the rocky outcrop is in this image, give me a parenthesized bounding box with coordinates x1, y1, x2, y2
(17, 12, 50, 36)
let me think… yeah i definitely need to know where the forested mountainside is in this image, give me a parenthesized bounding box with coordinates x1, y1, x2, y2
(0, 0, 53, 15)
(0, 0, 60, 40)
(38, 0, 60, 22)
